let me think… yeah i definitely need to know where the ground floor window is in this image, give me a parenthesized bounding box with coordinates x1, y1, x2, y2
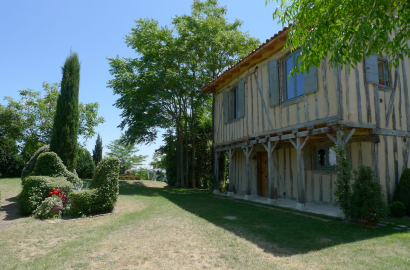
(315, 146, 336, 170)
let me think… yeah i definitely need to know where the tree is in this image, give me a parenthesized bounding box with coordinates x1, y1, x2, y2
(266, 0, 410, 72)
(107, 0, 259, 187)
(50, 51, 81, 171)
(1, 82, 104, 157)
(92, 133, 103, 166)
(106, 135, 148, 173)
(75, 146, 95, 179)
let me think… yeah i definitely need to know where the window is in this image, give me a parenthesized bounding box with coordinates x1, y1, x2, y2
(315, 147, 337, 170)
(284, 50, 303, 101)
(377, 58, 390, 87)
(231, 86, 239, 120)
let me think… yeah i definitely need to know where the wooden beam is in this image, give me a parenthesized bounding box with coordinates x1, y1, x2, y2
(326, 133, 337, 144)
(227, 149, 236, 194)
(242, 146, 253, 198)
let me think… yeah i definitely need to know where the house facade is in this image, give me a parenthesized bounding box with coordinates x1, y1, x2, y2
(201, 27, 410, 210)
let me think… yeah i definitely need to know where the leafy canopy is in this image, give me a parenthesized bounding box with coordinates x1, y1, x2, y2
(266, 0, 410, 72)
(106, 135, 148, 173)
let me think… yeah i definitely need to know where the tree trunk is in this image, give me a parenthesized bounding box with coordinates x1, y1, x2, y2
(184, 114, 189, 188)
(176, 125, 181, 187)
(179, 123, 184, 188)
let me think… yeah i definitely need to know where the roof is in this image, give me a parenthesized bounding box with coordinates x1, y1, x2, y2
(201, 25, 291, 93)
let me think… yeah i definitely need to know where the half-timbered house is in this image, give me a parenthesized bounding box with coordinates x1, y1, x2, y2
(201, 26, 410, 210)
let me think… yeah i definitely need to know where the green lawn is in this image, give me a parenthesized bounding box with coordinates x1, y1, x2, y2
(1, 178, 410, 270)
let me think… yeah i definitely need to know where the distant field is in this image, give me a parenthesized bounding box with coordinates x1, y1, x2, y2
(1, 178, 409, 270)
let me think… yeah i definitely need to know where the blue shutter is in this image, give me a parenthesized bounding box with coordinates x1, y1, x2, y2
(223, 91, 229, 124)
(237, 79, 245, 118)
(303, 66, 318, 94)
(268, 59, 279, 107)
(365, 54, 378, 84)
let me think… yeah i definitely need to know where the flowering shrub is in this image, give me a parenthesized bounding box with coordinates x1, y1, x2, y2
(33, 196, 61, 220)
(48, 188, 66, 203)
(17, 176, 73, 216)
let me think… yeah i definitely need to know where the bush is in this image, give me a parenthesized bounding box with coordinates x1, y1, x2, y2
(21, 144, 50, 181)
(393, 168, 410, 215)
(33, 196, 61, 219)
(0, 142, 25, 178)
(389, 201, 406, 218)
(68, 157, 120, 217)
(75, 147, 95, 179)
(17, 176, 73, 216)
(348, 165, 389, 226)
(33, 152, 82, 189)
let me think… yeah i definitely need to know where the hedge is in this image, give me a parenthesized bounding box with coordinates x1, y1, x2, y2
(393, 168, 410, 215)
(17, 176, 73, 216)
(33, 152, 82, 188)
(21, 144, 50, 182)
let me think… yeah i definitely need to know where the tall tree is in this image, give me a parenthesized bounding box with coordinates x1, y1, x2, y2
(107, 0, 259, 186)
(92, 133, 103, 166)
(266, 0, 410, 72)
(50, 52, 81, 171)
(1, 82, 104, 157)
(106, 135, 148, 173)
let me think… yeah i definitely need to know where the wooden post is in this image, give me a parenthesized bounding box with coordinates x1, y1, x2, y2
(263, 141, 278, 203)
(242, 146, 253, 200)
(213, 151, 220, 194)
(227, 148, 236, 196)
(289, 136, 309, 210)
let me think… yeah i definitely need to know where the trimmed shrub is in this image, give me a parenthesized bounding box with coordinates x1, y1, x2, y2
(393, 168, 410, 215)
(68, 157, 120, 217)
(66, 189, 99, 217)
(389, 201, 406, 218)
(75, 147, 95, 179)
(348, 165, 389, 226)
(33, 196, 61, 219)
(17, 176, 73, 216)
(21, 144, 50, 181)
(33, 152, 82, 188)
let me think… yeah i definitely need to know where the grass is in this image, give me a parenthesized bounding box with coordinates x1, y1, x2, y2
(0, 177, 409, 269)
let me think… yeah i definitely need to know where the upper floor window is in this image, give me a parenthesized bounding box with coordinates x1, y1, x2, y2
(284, 50, 304, 101)
(377, 58, 390, 87)
(231, 86, 239, 120)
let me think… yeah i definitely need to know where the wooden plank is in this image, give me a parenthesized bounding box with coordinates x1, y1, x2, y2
(305, 94, 310, 122)
(374, 84, 381, 128)
(345, 65, 350, 120)
(386, 66, 399, 127)
(363, 60, 372, 123)
(297, 127, 330, 138)
(254, 72, 274, 129)
(334, 64, 344, 119)
(314, 92, 319, 120)
(297, 103, 300, 124)
(398, 68, 403, 129)
(358, 142, 363, 165)
(383, 136, 391, 202)
(289, 148, 294, 199)
(372, 142, 380, 182)
(338, 120, 376, 129)
(393, 136, 399, 185)
(310, 144, 315, 201)
(283, 148, 287, 197)
(401, 59, 410, 131)
(375, 128, 410, 137)
(287, 106, 290, 126)
(251, 74, 254, 134)
(228, 149, 235, 193)
(355, 65, 363, 123)
(344, 128, 356, 145)
(322, 58, 329, 117)
(319, 175, 323, 202)
(326, 133, 337, 144)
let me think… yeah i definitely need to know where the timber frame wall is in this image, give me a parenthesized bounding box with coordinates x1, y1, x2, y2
(205, 30, 410, 207)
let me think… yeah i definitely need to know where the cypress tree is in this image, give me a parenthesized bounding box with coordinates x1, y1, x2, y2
(49, 51, 80, 171)
(93, 133, 103, 166)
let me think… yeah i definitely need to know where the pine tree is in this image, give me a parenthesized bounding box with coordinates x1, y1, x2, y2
(93, 133, 103, 166)
(49, 51, 80, 171)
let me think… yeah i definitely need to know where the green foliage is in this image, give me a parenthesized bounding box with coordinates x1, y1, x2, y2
(331, 145, 352, 218)
(389, 201, 406, 218)
(50, 52, 81, 171)
(393, 168, 410, 215)
(267, 0, 410, 73)
(92, 133, 103, 166)
(0, 140, 25, 178)
(75, 147, 95, 179)
(68, 157, 120, 217)
(1, 83, 104, 154)
(21, 144, 50, 182)
(0, 189, 1, 209)
(33, 152, 82, 188)
(17, 176, 73, 216)
(348, 165, 389, 226)
(32, 196, 61, 219)
(106, 135, 147, 172)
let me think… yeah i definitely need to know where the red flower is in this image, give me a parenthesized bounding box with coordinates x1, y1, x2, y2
(53, 190, 58, 194)
(59, 190, 63, 193)
(62, 192, 65, 195)
(53, 188, 56, 191)
(62, 198, 66, 203)
(49, 192, 53, 195)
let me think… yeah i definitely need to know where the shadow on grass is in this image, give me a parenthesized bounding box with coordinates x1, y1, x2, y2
(118, 181, 407, 257)
(0, 196, 23, 221)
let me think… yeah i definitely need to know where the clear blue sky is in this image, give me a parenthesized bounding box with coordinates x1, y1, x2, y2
(0, 0, 282, 167)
